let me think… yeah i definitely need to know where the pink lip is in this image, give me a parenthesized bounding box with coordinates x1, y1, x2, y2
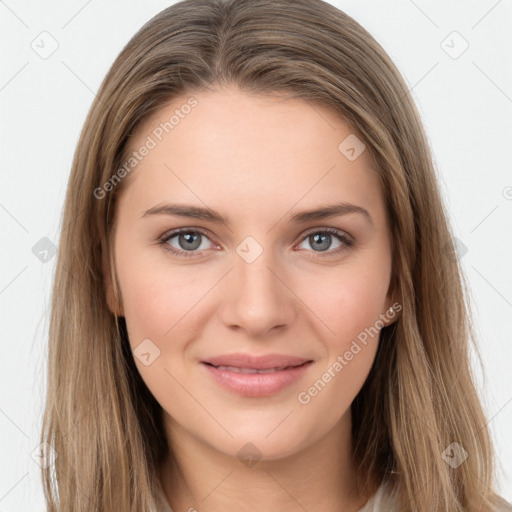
(200, 353, 313, 397)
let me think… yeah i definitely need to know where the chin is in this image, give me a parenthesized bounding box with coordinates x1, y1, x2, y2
(203, 411, 332, 463)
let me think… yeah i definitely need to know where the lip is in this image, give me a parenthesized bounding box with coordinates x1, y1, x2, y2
(200, 353, 313, 397)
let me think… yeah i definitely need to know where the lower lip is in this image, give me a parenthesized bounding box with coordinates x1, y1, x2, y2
(201, 361, 313, 397)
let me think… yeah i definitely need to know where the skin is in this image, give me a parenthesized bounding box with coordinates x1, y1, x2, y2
(105, 84, 396, 511)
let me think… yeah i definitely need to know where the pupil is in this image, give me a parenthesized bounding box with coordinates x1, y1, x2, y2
(180, 232, 201, 250)
(311, 233, 330, 251)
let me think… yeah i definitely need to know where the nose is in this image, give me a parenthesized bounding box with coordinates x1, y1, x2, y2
(219, 247, 297, 337)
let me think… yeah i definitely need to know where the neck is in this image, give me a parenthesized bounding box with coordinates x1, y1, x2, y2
(159, 412, 370, 512)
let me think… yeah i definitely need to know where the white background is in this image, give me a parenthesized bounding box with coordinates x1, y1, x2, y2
(1, 0, 511, 509)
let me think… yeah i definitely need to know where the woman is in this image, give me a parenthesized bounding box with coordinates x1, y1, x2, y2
(41, 0, 511, 510)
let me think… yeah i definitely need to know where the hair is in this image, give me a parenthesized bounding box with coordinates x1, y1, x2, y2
(41, 0, 509, 510)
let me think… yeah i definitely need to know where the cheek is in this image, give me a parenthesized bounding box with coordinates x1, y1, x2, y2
(292, 251, 390, 413)
(116, 245, 210, 347)
(115, 245, 221, 402)
(294, 269, 387, 430)
(115, 254, 204, 418)
(302, 262, 391, 349)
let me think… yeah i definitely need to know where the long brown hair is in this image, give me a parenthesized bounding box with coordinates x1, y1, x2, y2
(41, 0, 508, 510)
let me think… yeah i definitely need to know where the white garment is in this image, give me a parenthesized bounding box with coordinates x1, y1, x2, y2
(358, 483, 386, 511)
(152, 480, 391, 512)
(152, 474, 512, 511)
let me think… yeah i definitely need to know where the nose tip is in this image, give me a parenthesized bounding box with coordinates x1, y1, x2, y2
(218, 253, 296, 337)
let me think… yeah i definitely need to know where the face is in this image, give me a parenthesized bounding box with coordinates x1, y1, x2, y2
(106, 85, 394, 461)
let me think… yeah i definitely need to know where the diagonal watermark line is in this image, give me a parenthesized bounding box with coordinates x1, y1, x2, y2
(265, 470, 310, 512)
(163, 163, 233, 234)
(0, 408, 29, 439)
(56, 460, 102, 512)
(391, 61, 439, 112)
(265, 266, 336, 335)
(471, 266, 512, 309)
(471, 0, 503, 30)
(0, 62, 29, 92)
(267, 164, 336, 234)
(0, 265, 28, 295)
(407, 0, 439, 29)
(472, 395, 512, 439)
(0, 203, 29, 233)
(0, 0, 29, 28)
(394, 472, 436, 512)
(472, 61, 512, 105)
(61, 60, 97, 96)
(60, 263, 96, 305)
(58, 72, 224, 249)
(61, 385, 115, 440)
(201, 471, 233, 502)
(308, 102, 336, 131)
(401, 399, 439, 439)
(163, 268, 234, 337)
(265, 409, 295, 438)
(61, 0, 93, 29)
(470, 204, 499, 233)
(0, 472, 29, 502)
(163, 367, 234, 437)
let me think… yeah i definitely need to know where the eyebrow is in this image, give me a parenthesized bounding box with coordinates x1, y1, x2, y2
(141, 201, 373, 226)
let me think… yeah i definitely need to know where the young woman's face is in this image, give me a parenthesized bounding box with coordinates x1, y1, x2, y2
(109, 85, 394, 461)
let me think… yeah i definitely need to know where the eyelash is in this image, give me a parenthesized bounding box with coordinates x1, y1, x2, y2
(158, 227, 354, 259)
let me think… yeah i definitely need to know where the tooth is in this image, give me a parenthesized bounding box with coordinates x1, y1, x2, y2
(213, 365, 293, 374)
(239, 367, 259, 374)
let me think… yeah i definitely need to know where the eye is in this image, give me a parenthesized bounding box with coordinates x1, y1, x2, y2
(159, 229, 218, 258)
(296, 228, 353, 256)
(158, 227, 354, 259)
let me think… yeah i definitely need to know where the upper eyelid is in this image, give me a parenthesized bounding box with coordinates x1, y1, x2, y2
(301, 226, 352, 239)
(160, 226, 217, 243)
(162, 226, 207, 236)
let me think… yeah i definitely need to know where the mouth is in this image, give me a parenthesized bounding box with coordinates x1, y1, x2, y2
(200, 354, 313, 397)
(203, 362, 309, 374)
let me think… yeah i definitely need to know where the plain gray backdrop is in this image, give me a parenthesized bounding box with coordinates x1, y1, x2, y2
(1, 0, 511, 509)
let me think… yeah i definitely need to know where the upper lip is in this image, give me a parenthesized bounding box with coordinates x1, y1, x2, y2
(201, 353, 313, 370)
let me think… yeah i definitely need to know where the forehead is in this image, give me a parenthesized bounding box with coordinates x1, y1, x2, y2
(119, 86, 384, 220)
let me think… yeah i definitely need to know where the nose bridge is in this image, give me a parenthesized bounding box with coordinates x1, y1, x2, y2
(219, 235, 295, 334)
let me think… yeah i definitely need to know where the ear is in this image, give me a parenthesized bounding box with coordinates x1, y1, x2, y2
(382, 274, 402, 327)
(101, 240, 124, 317)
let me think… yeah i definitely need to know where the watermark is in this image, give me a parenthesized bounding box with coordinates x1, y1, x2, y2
(338, 133, 366, 161)
(93, 96, 198, 199)
(297, 301, 402, 405)
(32, 236, 58, 263)
(440, 31, 469, 60)
(237, 441, 263, 468)
(133, 338, 161, 366)
(451, 236, 468, 260)
(236, 236, 264, 264)
(31, 31, 59, 60)
(31, 441, 59, 469)
(441, 442, 468, 468)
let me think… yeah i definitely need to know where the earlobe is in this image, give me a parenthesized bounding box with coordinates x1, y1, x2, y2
(382, 303, 399, 327)
(382, 272, 402, 326)
(101, 241, 124, 317)
(382, 292, 402, 327)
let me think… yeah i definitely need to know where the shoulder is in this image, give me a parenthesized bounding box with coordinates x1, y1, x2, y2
(358, 483, 512, 512)
(492, 495, 512, 512)
(151, 477, 174, 512)
(357, 481, 397, 512)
